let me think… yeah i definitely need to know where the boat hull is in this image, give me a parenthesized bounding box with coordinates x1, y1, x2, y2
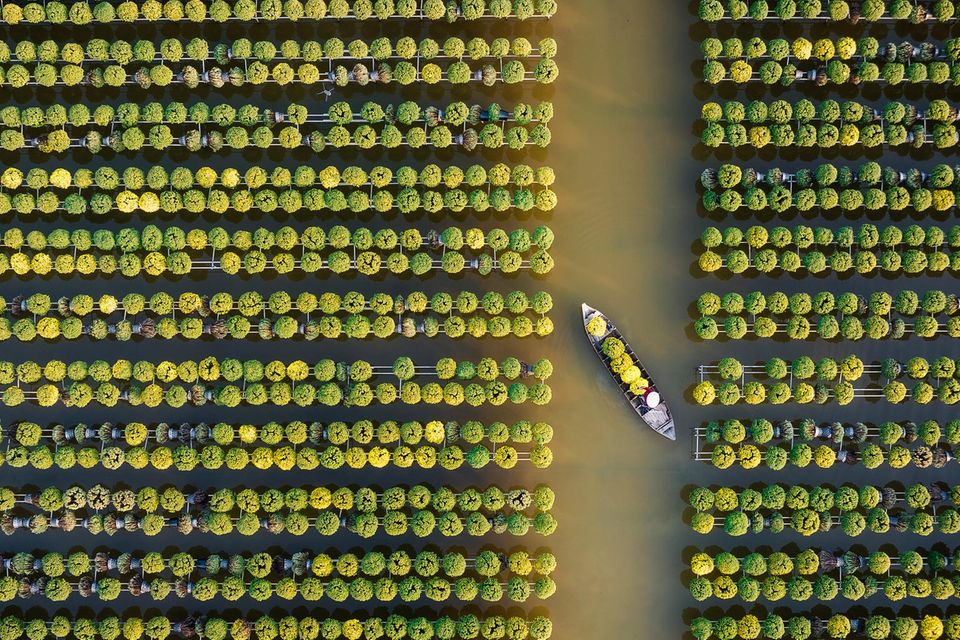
(581, 303, 676, 441)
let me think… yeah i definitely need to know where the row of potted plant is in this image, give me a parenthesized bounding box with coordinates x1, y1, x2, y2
(1, 99, 554, 153)
(11, 482, 555, 512)
(703, 417, 958, 447)
(10, 418, 554, 447)
(0, 223, 556, 277)
(0, 509, 558, 538)
(4, 99, 552, 129)
(0, 355, 554, 384)
(691, 572, 960, 608)
(0, 56, 558, 88)
(0, 0, 560, 24)
(0, 576, 556, 605)
(0, 187, 556, 217)
(42, 551, 553, 605)
(2, 418, 553, 470)
(689, 482, 960, 537)
(3, 431, 553, 471)
(7, 186, 558, 217)
(691, 546, 960, 579)
(703, 97, 919, 126)
(695, 288, 960, 340)
(690, 482, 948, 514)
(0, 490, 556, 538)
(0, 289, 554, 341)
(0, 306, 554, 341)
(691, 564, 960, 606)
(701, 98, 960, 149)
(702, 162, 957, 191)
(691, 612, 949, 640)
(699, 223, 957, 275)
(701, 163, 960, 214)
(17, 98, 552, 129)
(14, 120, 552, 155)
(702, 35, 947, 62)
(690, 613, 801, 640)
(0, 163, 557, 216)
(693, 376, 960, 405)
(703, 436, 952, 472)
(0, 570, 555, 605)
(701, 118, 948, 149)
(5, 547, 555, 579)
(7, 288, 553, 318)
(2, 482, 556, 514)
(694, 354, 960, 405)
(700, 161, 960, 190)
(742, 439, 949, 472)
(0, 247, 554, 278)
(702, 223, 953, 250)
(699, 243, 954, 275)
(1, 184, 556, 216)
(700, 354, 864, 382)
(0, 355, 555, 408)
(4, 35, 556, 64)
(0, 548, 555, 603)
(0, 613, 554, 640)
(689, 505, 944, 537)
(699, 0, 944, 22)
(4, 162, 556, 191)
(702, 40, 960, 86)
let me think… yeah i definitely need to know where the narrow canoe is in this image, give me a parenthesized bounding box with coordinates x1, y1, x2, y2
(581, 303, 676, 441)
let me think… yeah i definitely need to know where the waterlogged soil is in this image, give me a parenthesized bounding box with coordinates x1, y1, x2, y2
(7, 2, 954, 640)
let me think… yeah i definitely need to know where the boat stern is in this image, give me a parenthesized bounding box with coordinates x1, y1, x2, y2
(661, 420, 676, 441)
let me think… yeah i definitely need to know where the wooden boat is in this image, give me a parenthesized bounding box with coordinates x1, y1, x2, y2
(581, 303, 676, 440)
